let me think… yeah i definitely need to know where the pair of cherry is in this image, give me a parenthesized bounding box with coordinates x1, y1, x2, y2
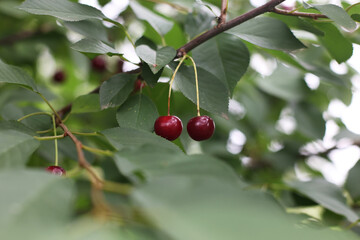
(154, 115, 215, 141)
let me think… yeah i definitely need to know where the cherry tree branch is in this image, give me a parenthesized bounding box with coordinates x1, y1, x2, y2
(272, 7, 327, 19)
(218, 0, 228, 26)
(176, 0, 286, 57)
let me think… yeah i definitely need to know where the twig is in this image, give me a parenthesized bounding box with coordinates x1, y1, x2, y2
(218, 0, 228, 26)
(272, 7, 327, 19)
(176, 0, 286, 57)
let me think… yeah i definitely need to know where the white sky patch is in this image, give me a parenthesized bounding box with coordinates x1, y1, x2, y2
(347, 44, 360, 73)
(341, 90, 360, 134)
(229, 99, 246, 119)
(250, 53, 277, 76)
(227, 129, 247, 154)
(330, 60, 348, 75)
(304, 73, 320, 90)
(276, 108, 296, 135)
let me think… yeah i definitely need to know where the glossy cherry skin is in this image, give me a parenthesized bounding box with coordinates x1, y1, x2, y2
(46, 166, 66, 176)
(187, 115, 215, 141)
(154, 116, 183, 141)
(91, 56, 106, 72)
(53, 70, 66, 83)
(134, 79, 146, 92)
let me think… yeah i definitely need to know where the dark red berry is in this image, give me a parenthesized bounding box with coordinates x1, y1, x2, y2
(134, 79, 146, 92)
(154, 115, 183, 141)
(53, 70, 66, 83)
(46, 166, 66, 176)
(91, 56, 106, 72)
(117, 59, 124, 73)
(187, 115, 215, 141)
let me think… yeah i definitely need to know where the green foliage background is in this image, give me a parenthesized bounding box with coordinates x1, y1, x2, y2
(1, 0, 360, 239)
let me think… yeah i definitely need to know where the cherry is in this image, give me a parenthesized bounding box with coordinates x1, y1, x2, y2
(46, 166, 66, 176)
(187, 115, 215, 141)
(91, 56, 106, 72)
(53, 70, 66, 83)
(117, 59, 124, 73)
(154, 116, 183, 141)
(134, 79, 146, 92)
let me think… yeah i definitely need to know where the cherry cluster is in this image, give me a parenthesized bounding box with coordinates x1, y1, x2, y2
(154, 115, 215, 141)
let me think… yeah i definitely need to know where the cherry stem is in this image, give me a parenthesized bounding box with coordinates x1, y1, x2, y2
(187, 56, 201, 117)
(82, 144, 114, 157)
(51, 114, 59, 166)
(17, 111, 52, 122)
(167, 55, 187, 116)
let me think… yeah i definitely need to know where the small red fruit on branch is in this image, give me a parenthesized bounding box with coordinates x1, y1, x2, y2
(91, 56, 106, 72)
(53, 70, 66, 83)
(187, 115, 215, 141)
(46, 166, 66, 176)
(154, 115, 183, 141)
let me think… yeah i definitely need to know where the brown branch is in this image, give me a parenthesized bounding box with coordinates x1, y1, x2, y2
(217, 0, 228, 26)
(176, 0, 286, 57)
(59, 122, 104, 188)
(272, 7, 327, 19)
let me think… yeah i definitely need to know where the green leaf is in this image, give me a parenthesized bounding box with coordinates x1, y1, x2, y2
(0, 169, 75, 239)
(312, 4, 356, 31)
(228, 17, 305, 51)
(174, 65, 229, 117)
(345, 161, 360, 200)
(192, 33, 249, 95)
(141, 63, 163, 87)
(293, 102, 326, 139)
(0, 59, 38, 92)
(132, 175, 359, 240)
(63, 19, 110, 44)
(313, 22, 353, 63)
(185, 7, 214, 39)
(18, 0, 105, 21)
(71, 38, 121, 57)
(135, 45, 176, 74)
(0, 123, 40, 168)
(351, 13, 360, 22)
(116, 94, 159, 131)
(130, 1, 173, 36)
(255, 64, 307, 102)
(101, 127, 182, 153)
(99, 73, 137, 109)
(72, 94, 101, 114)
(288, 179, 359, 222)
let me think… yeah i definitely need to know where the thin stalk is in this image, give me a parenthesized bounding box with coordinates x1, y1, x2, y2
(346, 2, 360, 12)
(37, 93, 62, 121)
(72, 131, 100, 137)
(52, 114, 59, 166)
(103, 18, 135, 47)
(82, 145, 114, 157)
(167, 55, 187, 116)
(34, 134, 65, 141)
(187, 55, 200, 116)
(17, 111, 52, 122)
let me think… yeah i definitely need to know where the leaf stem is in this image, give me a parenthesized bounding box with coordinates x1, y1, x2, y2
(17, 111, 52, 122)
(218, 0, 228, 26)
(346, 2, 360, 12)
(186, 55, 201, 116)
(271, 7, 327, 19)
(37, 92, 62, 122)
(103, 18, 135, 48)
(34, 134, 65, 141)
(50, 114, 59, 166)
(72, 131, 100, 136)
(82, 145, 114, 157)
(167, 55, 187, 116)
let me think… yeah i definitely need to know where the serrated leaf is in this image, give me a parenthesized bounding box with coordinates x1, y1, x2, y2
(135, 45, 176, 74)
(0, 59, 38, 92)
(293, 102, 326, 139)
(141, 63, 163, 87)
(313, 22, 353, 63)
(18, 0, 105, 21)
(192, 33, 249, 95)
(130, 1, 173, 36)
(288, 179, 359, 222)
(174, 65, 229, 117)
(185, 6, 214, 38)
(71, 38, 120, 56)
(99, 73, 137, 109)
(63, 19, 110, 44)
(116, 95, 158, 131)
(228, 17, 305, 51)
(0, 127, 40, 168)
(101, 127, 181, 153)
(312, 4, 356, 31)
(0, 169, 75, 240)
(72, 94, 101, 114)
(255, 64, 307, 102)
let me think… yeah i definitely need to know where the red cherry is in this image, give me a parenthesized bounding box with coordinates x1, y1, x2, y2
(117, 59, 124, 73)
(134, 79, 146, 92)
(154, 116, 183, 141)
(46, 166, 66, 176)
(53, 70, 66, 83)
(91, 56, 106, 72)
(187, 116, 215, 141)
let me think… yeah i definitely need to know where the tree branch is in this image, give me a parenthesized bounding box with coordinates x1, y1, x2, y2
(272, 7, 327, 19)
(176, 0, 286, 57)
(217, 0, 228, 26)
